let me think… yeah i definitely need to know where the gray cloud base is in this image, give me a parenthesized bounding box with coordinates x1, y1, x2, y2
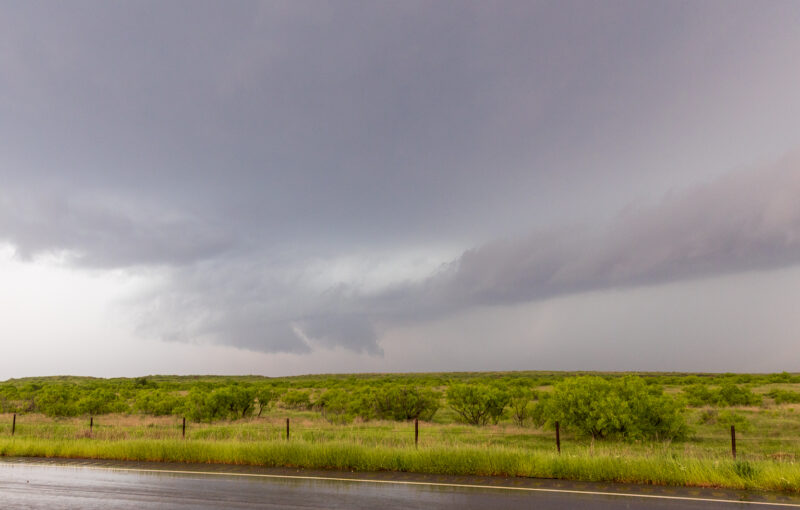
(2, 2, 800, 357)
(439, 156, 800, 308)
(122, 156, 800, 354)
(0, 191, 234, 267)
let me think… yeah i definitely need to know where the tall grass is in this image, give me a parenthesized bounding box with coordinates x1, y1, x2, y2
(2, 437, 800, 492)
(3, 407, 800, 493)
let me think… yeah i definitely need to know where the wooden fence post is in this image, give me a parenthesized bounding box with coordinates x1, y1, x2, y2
(11, 413, 15, 436)
(731, 425, 736, 459)
(182, 417, 186, 439)
(286, 418, 290, 440)
(90, 416, 93, 436)
(555, 421, 561, 454)
(414, 418, 419, 448)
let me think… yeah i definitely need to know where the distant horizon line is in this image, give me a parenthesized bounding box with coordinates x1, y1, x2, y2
(4, 369, 798, 383)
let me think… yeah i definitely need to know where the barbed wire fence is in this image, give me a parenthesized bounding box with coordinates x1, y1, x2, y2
(4, 411, 800, 462)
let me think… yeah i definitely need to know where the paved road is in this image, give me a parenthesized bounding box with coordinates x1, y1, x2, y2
(1, 458, 799, 509)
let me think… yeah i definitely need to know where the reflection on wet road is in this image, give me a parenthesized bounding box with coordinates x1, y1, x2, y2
(1, 458, 799, 509)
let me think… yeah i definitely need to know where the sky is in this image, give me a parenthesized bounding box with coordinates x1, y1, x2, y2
(2, 1, 800, 378)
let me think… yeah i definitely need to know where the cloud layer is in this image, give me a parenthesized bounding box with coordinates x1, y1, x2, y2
(2, 2, 800, 361)
(123, 156, 800, 354)
(439, 155, 800, 308)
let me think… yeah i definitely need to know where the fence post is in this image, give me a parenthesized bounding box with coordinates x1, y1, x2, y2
(11, 413, 15, 436)
(286, 418, 290, 440)
(555, 421, 561, 454)
(182, 417, 186, 439)
(731, 425, 736, 459)
(414, 418, 419, 448)
(90, 416, 93, 436)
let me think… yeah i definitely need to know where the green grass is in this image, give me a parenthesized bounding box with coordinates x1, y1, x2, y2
(2, 411, 800, 493)
(2, 436, 800, 492)
(4, 372, 800, 493)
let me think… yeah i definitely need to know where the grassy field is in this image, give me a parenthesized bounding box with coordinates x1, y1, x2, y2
(4, 436, 800, 493)
(2, 372, 800, 492)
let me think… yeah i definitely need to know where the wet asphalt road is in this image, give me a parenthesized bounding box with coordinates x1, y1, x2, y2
(1, 458, 799, 509)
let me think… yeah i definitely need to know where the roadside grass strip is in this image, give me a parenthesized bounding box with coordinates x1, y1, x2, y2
(2, 437, 800, 493)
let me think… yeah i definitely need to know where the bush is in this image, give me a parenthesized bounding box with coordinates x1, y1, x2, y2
(766, 372, 795, 384)
(372, 385, 440, 421)
(182, 385, 255, 422)
(508, 388, 536, 427)
(254, 385, 277, 417)
(280, 390, 312, 410)
(135, 390, 183, 416)
(183, 389, 210, 422)
(766, 389, 800, 404)
(318, 389, 357, 424)
(717, 410, 753, 433)
(697, 408, 719, 425)
(35, 385, 79, 417)
(133, 377, 155, 388)
(683, 384, 715, 406)
(208, 386, 255, 419)
(77, 388, 127, 415)
(716, 383, 761, 406)
(683, 383, 761, 407)
(446, 384, 508, 426)
(541, 376, 687, 440)
(0, 385, 22, 413)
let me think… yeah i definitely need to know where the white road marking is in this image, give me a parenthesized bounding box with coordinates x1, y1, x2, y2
(3, 461, 800, 507)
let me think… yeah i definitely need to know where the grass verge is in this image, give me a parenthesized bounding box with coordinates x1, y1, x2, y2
(2, 437, 800, 493)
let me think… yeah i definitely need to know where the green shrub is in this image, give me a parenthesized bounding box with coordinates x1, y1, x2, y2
(766, 372, 795, 384)
(207, 386, 256, 419)
(35, 385, 80, 417)
(77, 388, 127, 415)
(717, 383, 761, 406)
(683, 383, 761, 407)
(181, 385, 255, 422)
(446, 384, 509, 425)
(317, 389, 356, 424)
(254, 385, 277, 417)
(135, 390, 183, 416)
(697, 408, 718, 425)
(133, 377, 154, 388)
(683, 384, 715, 406)
(541, 376, 687, 440)
(717, 410, 753, 433)
(372, 385, 440, 421)
(182, 389, 210, 422)
(0, 385, 22, 413)
(508, 388, 536, 427)
(766, 389, 800, 404)
(280, 390, 312, 410)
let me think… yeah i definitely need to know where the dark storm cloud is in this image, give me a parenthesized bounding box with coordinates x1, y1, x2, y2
(130, 253, 385, 354)
(130, 156, 800, 354)
(0, 190, 233, 266)
(5, 0, 796, 256)
(431, 155, 800, 309)
(2, 1, 800, 354)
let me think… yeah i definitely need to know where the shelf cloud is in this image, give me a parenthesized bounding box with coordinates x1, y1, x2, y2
(117, 155, 800, 355)
(2, 1, 800, 370)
